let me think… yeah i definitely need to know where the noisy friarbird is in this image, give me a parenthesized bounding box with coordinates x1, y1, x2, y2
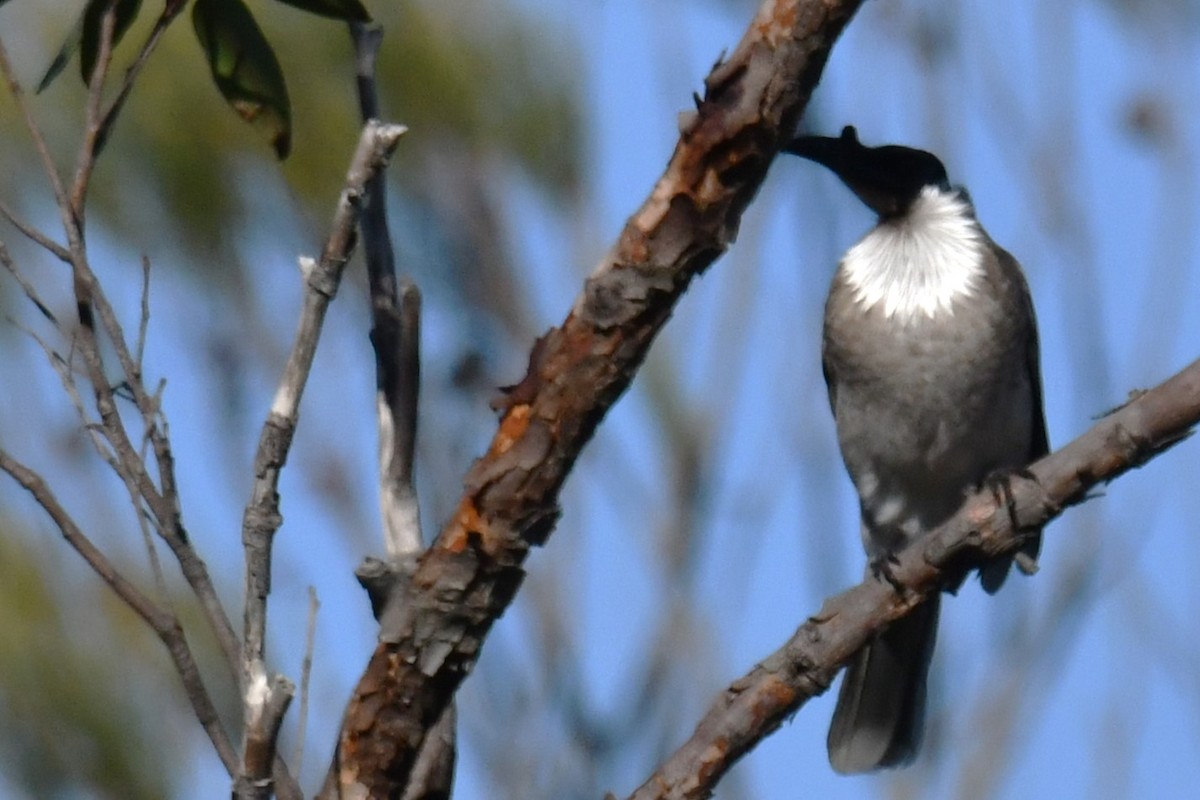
(784, 126, 1048, 774)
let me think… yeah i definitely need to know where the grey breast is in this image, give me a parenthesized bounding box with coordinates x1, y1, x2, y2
(822, 243, 1037, 549)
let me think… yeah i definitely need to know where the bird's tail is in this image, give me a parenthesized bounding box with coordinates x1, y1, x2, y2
(827, 594, 941, 774)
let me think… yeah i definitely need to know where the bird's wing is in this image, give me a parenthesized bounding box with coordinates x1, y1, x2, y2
(1000, 247, 1050, 460)
(821, 322, 839, 418)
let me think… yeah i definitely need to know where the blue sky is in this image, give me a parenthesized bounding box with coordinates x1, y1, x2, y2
(3, 1, 1200, 798)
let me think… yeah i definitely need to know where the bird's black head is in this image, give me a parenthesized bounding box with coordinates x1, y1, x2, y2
(783, 126, 950, 218)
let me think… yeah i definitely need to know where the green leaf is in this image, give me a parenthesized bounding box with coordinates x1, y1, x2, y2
(272, 0, 371, 21)
(80, 0, 143, 85)
(192, 0, 293, 159)
(36, 14, 85, 93)
(36, 0, 142, 93)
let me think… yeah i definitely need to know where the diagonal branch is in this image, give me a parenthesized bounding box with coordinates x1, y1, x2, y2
(626, 358, 1200, 800)
(329, 0, 868, 794)
(0, 449, 240, 775)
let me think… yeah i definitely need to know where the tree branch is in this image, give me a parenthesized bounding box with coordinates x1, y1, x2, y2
(626, 359, 1200, 800)
(4, 5, 247, 694)
(237, 119, 406, 796)
(329, 0, 866, 794)
(0, 449, 240, 775)
(4, 22, 285, 789)
(326, 21, 457, 800)
(95, 0, 190, 156)
(349, 20, 425, 559)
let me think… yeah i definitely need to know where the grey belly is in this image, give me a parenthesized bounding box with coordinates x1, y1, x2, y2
(828, 311, 1033, 555)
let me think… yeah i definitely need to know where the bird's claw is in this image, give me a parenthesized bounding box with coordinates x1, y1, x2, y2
(869, 551, 905, 594)
(980, 467, 1030, 531)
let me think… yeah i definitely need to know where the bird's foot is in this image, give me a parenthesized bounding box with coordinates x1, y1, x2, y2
(978, 467, 1043, 580)
(869, 551, 905, 594)
(979, 466, 1032, 532)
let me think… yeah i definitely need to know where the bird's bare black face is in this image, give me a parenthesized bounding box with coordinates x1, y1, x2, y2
(784, 126, 950, 218)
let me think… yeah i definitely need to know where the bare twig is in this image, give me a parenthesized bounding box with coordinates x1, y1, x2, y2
(0, 201, 72, 263)
(135, 254, 152, 369)
(347, 21, 424, 559)
(68, 1, 118, 221)
(5, 278, 248, 785)
(95, 0, 190, 156)
(375, 278, 424, 557)
(4, 15, 290, 792)
(0, 38, 71, 219)
(12, 10, 246, 692)
(294, 586, 320, 772)
(18, 321, 118, 476)
(0, 450, 240, 774)
(627, 358, 1200, 800)
(330, 1, 868, 795)
(335, 22, 458, 800)
(1, 241, 59, 323)
(0, 452, 161, 626)
(234, 673, 296, 800)
(237, 119, 407, 795)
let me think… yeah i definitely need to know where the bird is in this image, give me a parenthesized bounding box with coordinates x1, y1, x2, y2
(782, 126, 1048, 774)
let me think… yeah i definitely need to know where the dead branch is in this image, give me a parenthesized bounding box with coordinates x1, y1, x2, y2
(0, 450, 240, 774)
(237, 119, 407, 797)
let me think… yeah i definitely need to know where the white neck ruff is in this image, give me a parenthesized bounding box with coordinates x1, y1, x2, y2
(841, 186, 984, 322)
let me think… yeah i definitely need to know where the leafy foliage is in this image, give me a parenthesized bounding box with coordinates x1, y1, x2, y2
(25, 0, 370, 156)
(4, 1, 581, 284)
(37, 0, 143, 92)
(273, 0, 371, 22)
(80, 0, 142, 84)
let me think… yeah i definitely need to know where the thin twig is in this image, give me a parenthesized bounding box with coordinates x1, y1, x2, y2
(10, 294, 230, 781)
(378, 281, 424, 557)
(294, 586, 320, 772)
(343, 22, 457, 800)
(0, 450, 240, 774)
(95, 0, 190, 157)
(4, 8, 304, 796)
(0, 202, 72, 263)
(237, 119, 407, 794)
(65, 254, 245, 690)
(5, 14, 277, 787)
(348, 21, 424, 558)
(240, 118, 407, 681)
(69, 2, 118, 220)
(8, 314, 120, 480)
(0, 38, 71, 217)
(135, 254, 151, 369)
(1, 241, 59, 323)
(53, 70, 245, 697)
(135, 404, 173, 606)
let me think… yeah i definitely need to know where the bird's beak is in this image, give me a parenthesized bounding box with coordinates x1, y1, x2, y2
(782, 126, 900, 216)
